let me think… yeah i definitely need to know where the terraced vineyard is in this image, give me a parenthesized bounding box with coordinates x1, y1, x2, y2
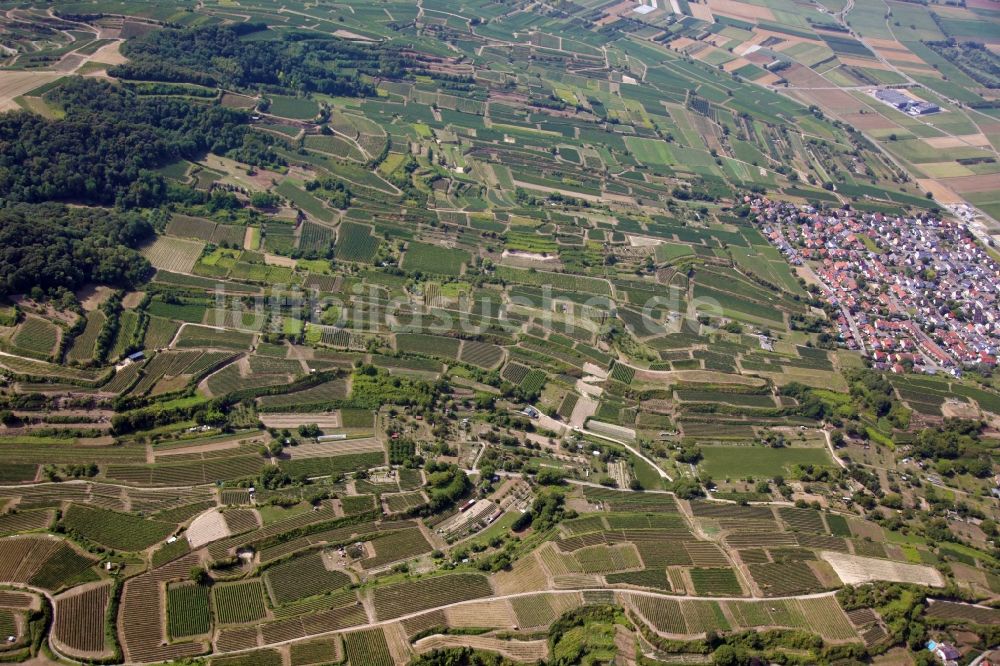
(1, 0, 999, 664)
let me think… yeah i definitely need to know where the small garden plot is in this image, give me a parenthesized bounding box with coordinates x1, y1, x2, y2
(402, 242, 469, 276)
(265, 550, 352, 605)
(141, 236, 205, 273)
(458, 340, 504, 369)
(12, 317, 59, 357)
(167, 582, 211, 638)
(214, 580, 267, 624)
(396, 333, 461, 360)
(689, 568, 742, 596)
(62, 504, 174, 551)
(343, 628, 393, 666)
(371, 573, 493, 620)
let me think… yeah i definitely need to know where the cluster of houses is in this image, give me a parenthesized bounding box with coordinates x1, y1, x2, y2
(751, 199, 999, 374)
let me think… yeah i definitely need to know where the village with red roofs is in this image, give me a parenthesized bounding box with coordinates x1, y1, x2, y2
(752, 198, 1000, 376)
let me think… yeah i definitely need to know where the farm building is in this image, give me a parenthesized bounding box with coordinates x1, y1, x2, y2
(875, 88, 915, 110)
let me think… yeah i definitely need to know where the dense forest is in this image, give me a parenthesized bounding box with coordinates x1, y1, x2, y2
(0, 203, 152, 299)
(109, 23, 413, 95)
(0, 77, 281, 207)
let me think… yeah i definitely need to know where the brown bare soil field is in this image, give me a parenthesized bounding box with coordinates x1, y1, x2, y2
(89, 40, 128, 65)
(805, 89, 867, 114)
(939, 173, 1000, 193)
(841, 113, 898, 130)
(781, 64, 834, 88)
(690, 2, 714, 21)
(916, 179, 963, 204)
(722, 57, 751, 72)
(0, 72, 62, 111)
(670, 37, 697, 51)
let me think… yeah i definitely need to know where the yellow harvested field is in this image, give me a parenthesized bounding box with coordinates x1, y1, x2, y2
(924, 133, 991, 148)
(722, 57, 751, 72)
(707, 0, 775, 21)
(141, 236, 205, 273)
(186, 509, 231, 548)
(0, 71, 61, 111)
(917, 179, 964, 204)
(756, 72, 784, 87)
(918, 162, 975, 178)
(88, 40, 128, 65)
(820, 552, 944, 587)
(670, 37, 697, 51)
(940, 173, 1000, 194)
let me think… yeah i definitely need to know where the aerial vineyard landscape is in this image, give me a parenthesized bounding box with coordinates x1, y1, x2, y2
(0, 0, 998, 664)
